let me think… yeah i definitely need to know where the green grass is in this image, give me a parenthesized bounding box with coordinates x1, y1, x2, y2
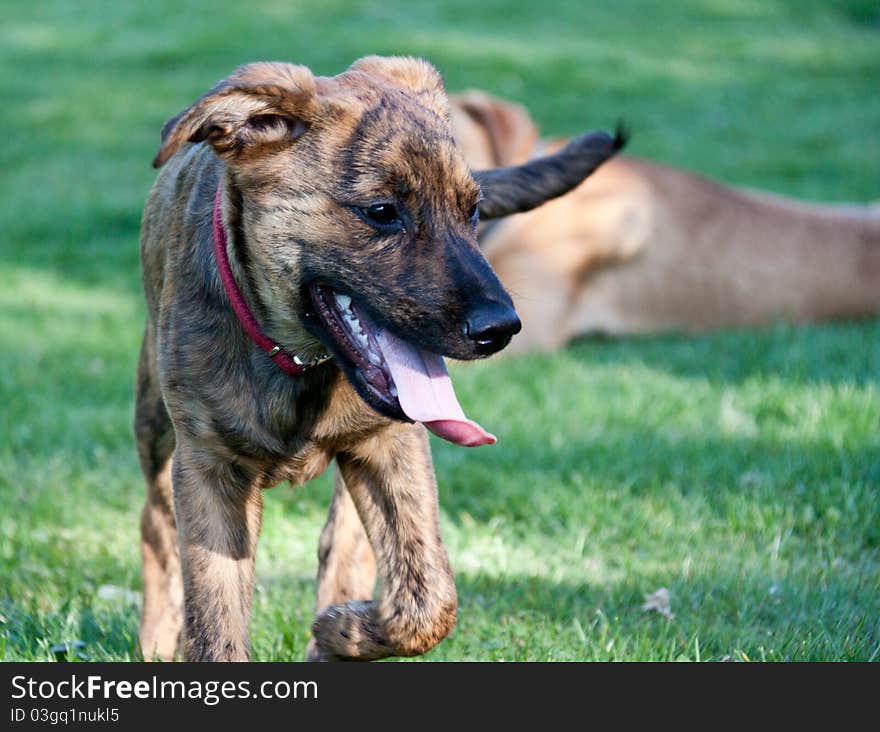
(1, 0, 878, 662)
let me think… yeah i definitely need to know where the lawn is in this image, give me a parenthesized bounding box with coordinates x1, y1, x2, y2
(1, 0, 878, 661)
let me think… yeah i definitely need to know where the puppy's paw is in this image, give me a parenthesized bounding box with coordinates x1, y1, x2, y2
(310, 600, 390, 661)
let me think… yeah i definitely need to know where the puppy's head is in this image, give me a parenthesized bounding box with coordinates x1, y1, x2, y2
(153, 57, 621, 431)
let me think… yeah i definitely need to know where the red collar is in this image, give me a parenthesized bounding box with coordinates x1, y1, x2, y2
(212, 181, 317, 376)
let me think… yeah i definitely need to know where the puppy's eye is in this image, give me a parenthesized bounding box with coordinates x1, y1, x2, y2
(468, 203, 480, 223)
(359, 204, 401, 228)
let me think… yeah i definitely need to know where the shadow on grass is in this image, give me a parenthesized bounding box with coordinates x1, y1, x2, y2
(3, 545, 877, 661)
(432, 424, 880, 549)
(0, 597, 141, 662)
(567, 321, 880, 388)
(444, 567, 880, 661)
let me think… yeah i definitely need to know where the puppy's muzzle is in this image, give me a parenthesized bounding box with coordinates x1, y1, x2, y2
(462, 301, 522, 355)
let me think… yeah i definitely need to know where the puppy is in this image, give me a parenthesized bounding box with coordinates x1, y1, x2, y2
(136, 57, 621, 661)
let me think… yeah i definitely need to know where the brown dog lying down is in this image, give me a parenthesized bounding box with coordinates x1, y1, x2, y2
(451, 90, 880, 354)
(137, 57, 621, 661)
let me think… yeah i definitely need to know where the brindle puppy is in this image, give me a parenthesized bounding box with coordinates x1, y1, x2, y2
(137, 55, 621, 662)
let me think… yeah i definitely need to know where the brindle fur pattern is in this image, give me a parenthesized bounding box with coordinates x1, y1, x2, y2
(136, 56, 620, 661)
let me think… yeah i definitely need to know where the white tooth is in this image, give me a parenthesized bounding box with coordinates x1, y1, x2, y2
(335, 293, 352, 311)
(356, 332, 369, 348)
(368, 351, 381, 365)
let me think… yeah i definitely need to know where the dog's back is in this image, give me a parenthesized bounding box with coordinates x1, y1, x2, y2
(562, 156, 880, 335)
(141, 145, 221, 320)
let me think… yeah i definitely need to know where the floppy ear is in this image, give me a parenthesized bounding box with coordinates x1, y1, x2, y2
(474, 126, 628, 219)
(152, 62, 317, 168)
(452, 90, 540, 167)
(347, 55, 448, 117)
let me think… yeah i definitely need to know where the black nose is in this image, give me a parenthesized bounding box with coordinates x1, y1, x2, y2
(463, 302, 522, 355)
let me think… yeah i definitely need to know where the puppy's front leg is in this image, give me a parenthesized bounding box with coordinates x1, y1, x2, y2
(171, 440, 263, 661)
(311, 424, 457, 661)
(306, 469, 377, 661)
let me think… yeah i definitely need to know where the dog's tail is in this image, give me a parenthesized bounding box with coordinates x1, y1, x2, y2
(474, 123, 627, 220)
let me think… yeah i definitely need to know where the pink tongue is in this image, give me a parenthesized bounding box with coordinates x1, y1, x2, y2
(374, 329, 496, 447)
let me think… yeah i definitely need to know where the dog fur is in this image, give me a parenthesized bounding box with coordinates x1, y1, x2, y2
(136, 57, 620, 661)
(451, 90, 880, 354)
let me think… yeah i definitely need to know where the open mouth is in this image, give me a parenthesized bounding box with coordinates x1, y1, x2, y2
(309, 283, 496, 447)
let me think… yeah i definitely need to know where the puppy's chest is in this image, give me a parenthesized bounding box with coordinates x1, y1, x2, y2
(209, 412, 339, 488)
(271, 441, 335, 488)
(211, 374, 389, 487)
